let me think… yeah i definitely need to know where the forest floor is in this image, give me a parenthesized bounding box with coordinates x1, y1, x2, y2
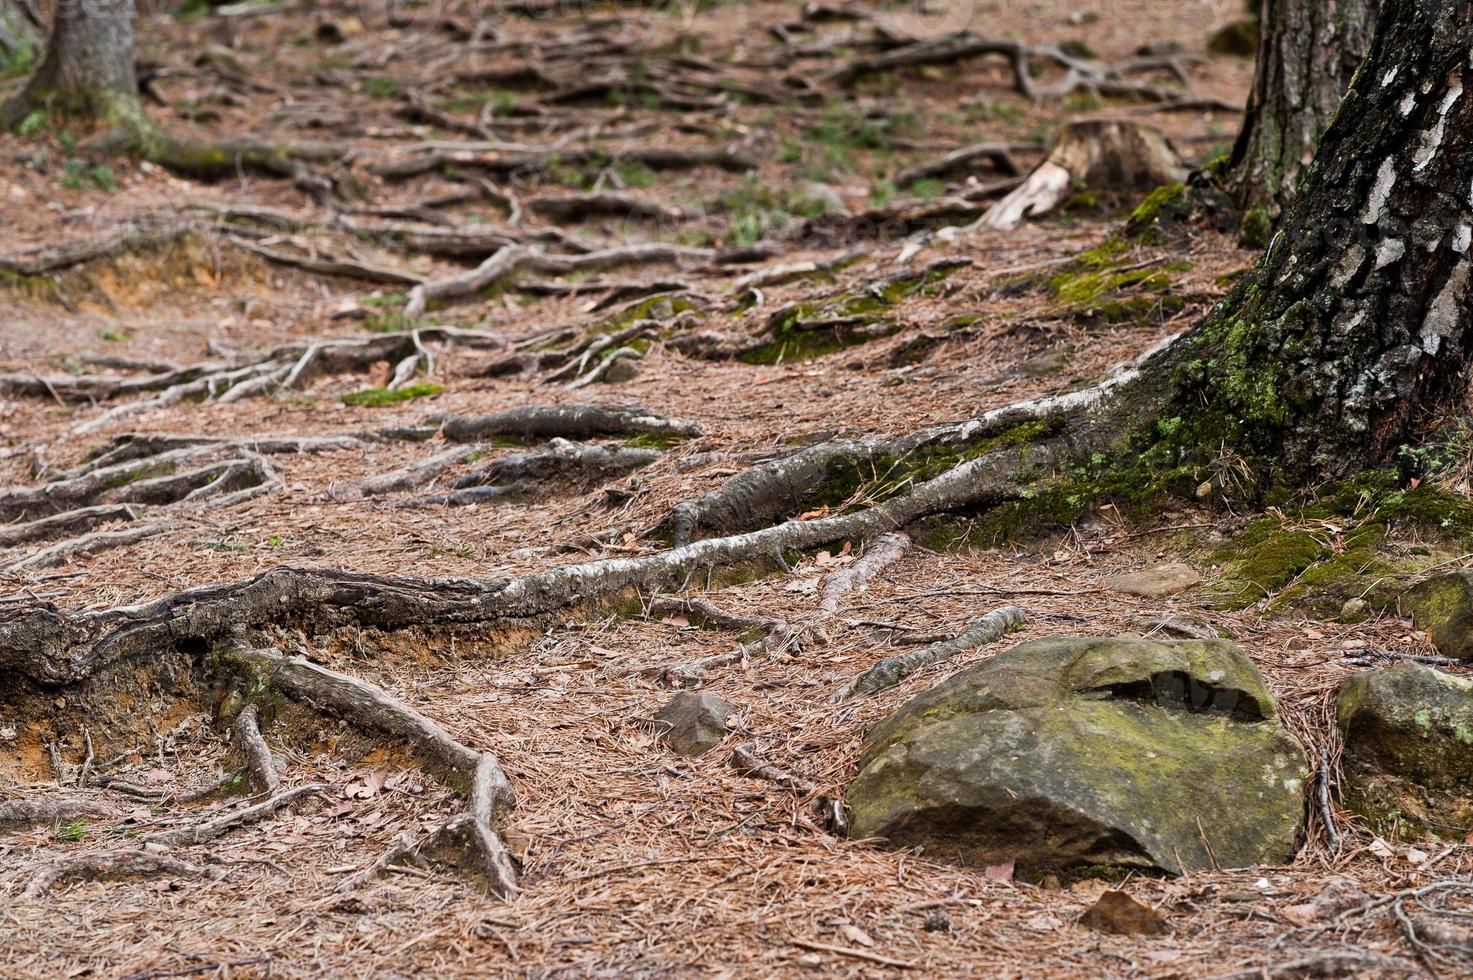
(0, 1, 1469, 977)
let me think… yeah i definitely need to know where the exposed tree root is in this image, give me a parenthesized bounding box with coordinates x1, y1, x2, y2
(729, 743, 816, 796)
(358, 445, 486, 498)
(219, 643, 518, 896)
(819, 532, 911, 614)
(143, 783, 328, 848)
(370, 142, 757, 181)
(831, 605, 1027, 701)
(438, 404, 702, 443)
(483, 305, 699, 384)
(0, 504, 139, 548)
(0, 445, 283, 522)
(2, 521, 184, 574)
(643, 597, 803, 687)
(526, 191, 682, 223)
(230, 238, 426, 286)
(663, 335, 1169, 545)
(728, 248, 870, 294)
(405, 243, 715, 317)
(408, 439, 662, 507)
(229, 703, 278, 795)
(828, 31, 1205, 106)
(0, 797, 114, 829)
(0, 220, 195, 277)
(21, 849, 212, 899)
(59, 328, 501, 432)
(893, 143, 1026, 186)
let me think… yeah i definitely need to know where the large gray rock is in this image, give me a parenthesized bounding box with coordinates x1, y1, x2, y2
(1402, 572, 1473, 660)
(654, 692, 739, 756)
(847, 636, 1307, 876)
(1337, 663, 1473, 837)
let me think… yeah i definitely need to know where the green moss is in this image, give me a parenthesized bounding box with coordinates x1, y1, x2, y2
(740, 264, 961, 365)
(1239, 204, 1273, 249)
(361, 309, 416, 334)
(625, 431, 686, 450)
(1046, 244, 1191, 326)
(1125, 183, 1190, 238)
(341, 383, 443, 407)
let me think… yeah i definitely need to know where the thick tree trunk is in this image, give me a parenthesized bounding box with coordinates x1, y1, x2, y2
(1133, 0, 1473, 487)
(0, 0, 41, 76)
(0, 0, 145, 132)
(1225, 0, 1377, 242)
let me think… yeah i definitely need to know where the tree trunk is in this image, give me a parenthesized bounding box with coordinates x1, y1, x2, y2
(0, 0, 41, 76)
(1225, 0, 1378, 243)
(1133, 0, 1473, 488)
(1, 0, 144, 132)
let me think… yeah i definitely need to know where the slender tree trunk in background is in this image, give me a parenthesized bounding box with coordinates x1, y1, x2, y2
(1225, 0, 1378, 244)
(0, 0, 42, 75)
(0, 0, 146, 133)
(1126, 0, 1473, 487)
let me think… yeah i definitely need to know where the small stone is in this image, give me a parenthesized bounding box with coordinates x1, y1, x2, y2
(1105, 562, 1202, 598)
(600, 358, 641, 384)
(796, 953, 824, 969)
(1339, 597, 1370, 623)
(653, 692, 739, 757)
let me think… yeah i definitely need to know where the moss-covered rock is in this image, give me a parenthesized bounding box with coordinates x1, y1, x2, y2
(1403, 572, 1473, 661)
(848, 636, 1307, 876)
(1337, 664, 1473, 838)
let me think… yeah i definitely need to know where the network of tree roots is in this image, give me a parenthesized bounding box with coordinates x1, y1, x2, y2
(0, 1, 1470, 977)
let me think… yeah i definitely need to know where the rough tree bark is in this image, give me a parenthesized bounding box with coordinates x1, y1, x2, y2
(0, 0, 146, 133)
(1129, 0, 1473, 486)
(0, 0, 42, 75)
(1225, 0, 1378, 242)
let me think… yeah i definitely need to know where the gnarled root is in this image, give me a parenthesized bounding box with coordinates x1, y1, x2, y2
(219, 643, 518, 896)
(0, 797, 114, 830)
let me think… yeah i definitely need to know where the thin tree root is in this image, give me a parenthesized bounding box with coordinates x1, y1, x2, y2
(21, 849, 213, 899)
(143, 783, 329, 848)
(643, 597, 804, 686)
(729, 742, 816, 796)
(405, 242, 715, 317)
(230, 704, 279, 795)
(831, 605, 1027, 701)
